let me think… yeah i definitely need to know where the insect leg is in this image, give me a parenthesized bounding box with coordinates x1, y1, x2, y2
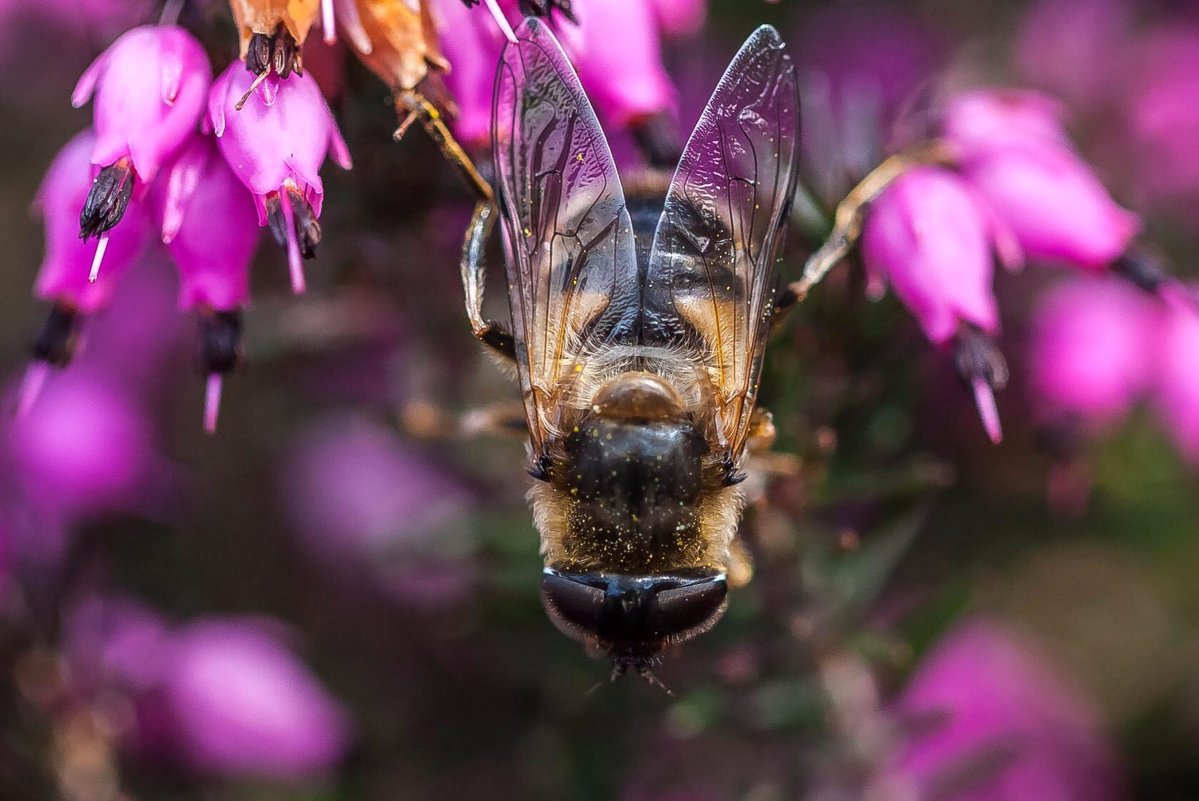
(460, 201, 518, 363)
(395, 91, 494, 204)
(400, 399, 527, 439)
(782, 143, 954, 306)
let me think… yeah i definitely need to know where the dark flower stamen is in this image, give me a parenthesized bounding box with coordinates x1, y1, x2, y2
(244, 26, 302, 79)
(79, 159, 134, 241)
(266, 188, 321, 260)
(30, 303, 80, 367)
(246, 32, 273, 76)
(292, 194, 322, 259)
(1112, 250, 1169, 294)
(517, 0, 577, 23)
(199, 309, 245, 375)
(954, 325, 1009, 444)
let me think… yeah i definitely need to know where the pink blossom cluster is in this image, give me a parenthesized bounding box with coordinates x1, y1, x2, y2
(27, 21, 350, 432)
(65, 595, 351, 778)
(861, 89, 1152, 443)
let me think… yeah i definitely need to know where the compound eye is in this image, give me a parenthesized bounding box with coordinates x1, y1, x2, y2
(541, 572, 606, 639)
(651, 576, 728, 639)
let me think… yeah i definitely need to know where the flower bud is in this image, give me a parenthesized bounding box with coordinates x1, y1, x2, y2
(208, 63, 351, 293)
(432, 0, 510, 148)
(335, 0, 447, 93)
(10, 369, 159, 522)
(435, 0, 677, 155)
(72, 25, 212, 245)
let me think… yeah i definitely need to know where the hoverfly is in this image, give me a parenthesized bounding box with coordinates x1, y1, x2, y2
(460, 19, 800, 675)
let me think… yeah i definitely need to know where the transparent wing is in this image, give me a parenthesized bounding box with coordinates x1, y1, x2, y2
(492, 17, 638, 456)
(645, 24, 800, 459)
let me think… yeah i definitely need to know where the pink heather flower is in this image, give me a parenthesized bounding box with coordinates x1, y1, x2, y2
(158, 135, 258, 311)
(1153, 296, 1199, 464)
(162, 620, 352, 778)
(33, 129, 149, 319)
(957, 142, 1140, 271)
(863, 167, 1012, 345)
(937, 89, 1140, 271)
(569, 0, 675, 127)
(281, 415, 474, 607)
(153, 134, 260, 432)
(63, 599, 352, 779)
(863, 167, 1017, 443)
(886, 619, 1123, 801)
(208, 63, 351, 294)
(940, 90, 1072, 162)
(7, 367, 159, 523)
(72, 25, 212, 252)
(435, 0, 677, 150)
(432, 0, 506, 147)
(1029, 278, 1157, 428)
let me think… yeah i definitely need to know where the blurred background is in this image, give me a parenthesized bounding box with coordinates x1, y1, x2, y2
(2, 0, 1199, 799)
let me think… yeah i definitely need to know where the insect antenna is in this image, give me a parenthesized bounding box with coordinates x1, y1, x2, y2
(636, 665, 674, 697)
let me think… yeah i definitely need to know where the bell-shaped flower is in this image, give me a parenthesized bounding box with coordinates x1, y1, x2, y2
(71, 25, 211, 251)
(937, 89, 1140, 271)
(152, 134, 261, 433)
(862, 166, 1018, 442)
(208, 63, 351, 294)
(1029, 278, 1156, 429)
(1153, 294, 1199, 464)
(959, 143, 1139, 271)
(884, 619, 1124, 801)
(25, 130, 150, 416)
(161, 619, 352, 778)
